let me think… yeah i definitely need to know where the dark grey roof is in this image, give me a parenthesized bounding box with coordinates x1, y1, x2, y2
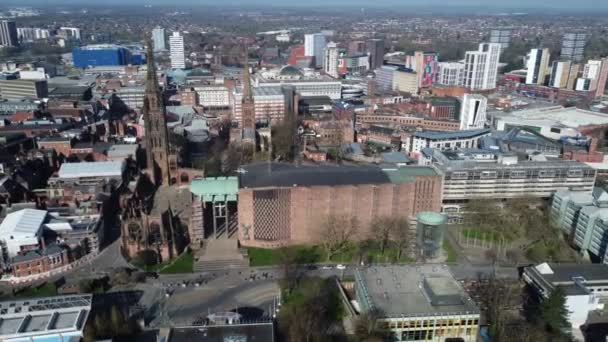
(12, 244, 65, 263)
(240, 163, 391, 188)
(413, 129, 491, 140)
(170, 323, 274, 342)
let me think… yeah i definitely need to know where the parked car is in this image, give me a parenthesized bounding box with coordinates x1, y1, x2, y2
(336, 264, 346, 270)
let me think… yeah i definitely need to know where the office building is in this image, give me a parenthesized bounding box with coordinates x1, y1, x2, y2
(354, 265, 480, 342)
(583, 58, 608, 98)
(0, 79, 48, 100)
(463, 43, 501, 90)
(550, 60, 575, 89)
(392, 68, 418, 94)
(194, 85, 230, 108)
(575, 78, 593, 91)
(367, 38, 385, 70)
(338, 53, 370, 75)
(169, 31, 186, 69)
(406, 128, 491, 155)
(304, 33, 326, 68)
(152, 26, 165, 51)
(437, 62, 465, 86)
(16, 27, 50, 42)
(493, 106, 608, 140)
(460, 94, 487, 130)
(113, 86, 146, 109)
(375, 65, 398, 91)
(348, 40, 366, 55)
(421, 148, 596, 203)
(523, 263, 608, 333)
(489, 28, 511, 51)
(526, 48, 551, 85)
(0, 20, 18, 47)
(561, 32, 586, 62)
(253, 66, 342, 100)
(72, 44, 132, 68)
(232, 86, 287, 124)
(58, 27, 80, 40)
(0, 295, 92, 342)
(324, 42, 340, 78)
(414, 51, 439, 88)
(551, 188, 608, 262)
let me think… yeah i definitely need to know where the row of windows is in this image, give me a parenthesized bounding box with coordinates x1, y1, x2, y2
(449, 170, 588, 180)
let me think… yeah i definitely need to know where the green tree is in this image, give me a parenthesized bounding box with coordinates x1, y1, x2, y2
(540, 287, 571, 337)
(110, 305, 125, 335)
(94, 312, 110, 336)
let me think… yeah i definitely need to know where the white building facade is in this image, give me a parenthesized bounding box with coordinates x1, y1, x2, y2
(152, 27, 165, 51)
(463, 43, 501, 91)
(169, 31, 186, 69)
(324, 42, 339, 78)
(526, 48, 551, 85)
(304, 33, 326, 68)
(460, 94, 488, 130)
(437, 62, 465, 86)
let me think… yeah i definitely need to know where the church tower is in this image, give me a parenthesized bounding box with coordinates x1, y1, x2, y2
(143, 39, 171, 186)
(241, 49, 255, 131)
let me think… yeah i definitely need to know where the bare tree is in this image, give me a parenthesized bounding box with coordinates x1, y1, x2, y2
(476, 271, 521, 341)
(354, 308, 387, 342)
(390, 217, 411, 262)
(278, 247, 299, 293)
(371, 217, 393, 254)
(318, 215, 358, 261)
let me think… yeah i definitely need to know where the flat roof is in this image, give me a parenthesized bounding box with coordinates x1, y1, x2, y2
(169, 322, 274, 342)
(356, 265, 479, 318)
(0, 208, 47, 237)
(58, 161, 125, 179)
(495, 106, 608, 128)
(239, 163, 437, 189)
(413, 128, 491, 140)
(0, 295, 91, 338)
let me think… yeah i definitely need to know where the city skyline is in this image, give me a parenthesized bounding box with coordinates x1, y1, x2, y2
(5, 0, 608, 11)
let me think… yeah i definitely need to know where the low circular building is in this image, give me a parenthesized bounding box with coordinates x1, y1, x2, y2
(416, 211, 446, 259)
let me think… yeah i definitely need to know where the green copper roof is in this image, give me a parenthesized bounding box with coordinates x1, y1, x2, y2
(416, 211, 446, 226)
(190, 176, 238, 202)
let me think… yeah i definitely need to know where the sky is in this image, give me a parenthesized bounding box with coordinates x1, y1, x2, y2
(8, 0, 607, 7)
(8, 0, 608, 12)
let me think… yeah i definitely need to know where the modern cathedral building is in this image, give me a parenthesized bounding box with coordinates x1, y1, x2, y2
(190, 163, 442, 248)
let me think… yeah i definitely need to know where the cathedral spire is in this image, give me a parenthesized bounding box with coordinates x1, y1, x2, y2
(145, 39, 162, 111)
(143, 36, 171, 186)
(242, 47, 253, 102)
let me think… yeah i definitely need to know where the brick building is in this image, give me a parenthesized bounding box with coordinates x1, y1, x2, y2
(357, 114, 460, 131)
(11, 244, 69, 278)
(237, 163, 442, 248)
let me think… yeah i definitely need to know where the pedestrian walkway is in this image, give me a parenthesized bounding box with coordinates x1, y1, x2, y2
(193, 239, 248, 272)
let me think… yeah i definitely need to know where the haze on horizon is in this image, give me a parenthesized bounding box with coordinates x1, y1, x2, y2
(7, 0, 608, 11)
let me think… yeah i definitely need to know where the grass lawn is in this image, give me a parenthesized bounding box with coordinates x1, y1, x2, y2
(248, 242, 411, 266)
(248, 246, 324, 267)
(158, 250, 194, 274)
(443, 238, 457, 263)
(1, 282, 58, 300)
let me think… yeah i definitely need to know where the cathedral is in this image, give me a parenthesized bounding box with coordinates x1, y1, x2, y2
(120, 40, 201, 263)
